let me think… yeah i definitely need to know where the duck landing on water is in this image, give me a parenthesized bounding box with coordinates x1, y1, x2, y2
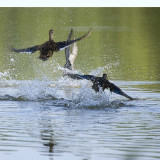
(11, 29, 92, 61)
(63, 30, 135, 100)
(64, 73, 136, 100)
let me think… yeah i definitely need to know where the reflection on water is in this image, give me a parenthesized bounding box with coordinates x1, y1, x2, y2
(0, 8, 160, 160)
(1, 101, 160, 160)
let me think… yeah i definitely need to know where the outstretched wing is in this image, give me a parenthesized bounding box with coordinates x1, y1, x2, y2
(78, 74, 96, 80)
(64, 29, 73, 70)
(56, 29, 92, 51)
(67, 28, 73, 41)
(56, 41, 70, 51)
(109, 83, 134, 100)
(11, 45, 40, 54)
(65, 73, 96, 80)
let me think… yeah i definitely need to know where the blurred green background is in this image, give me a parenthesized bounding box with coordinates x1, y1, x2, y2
(0, 8, 159, 81)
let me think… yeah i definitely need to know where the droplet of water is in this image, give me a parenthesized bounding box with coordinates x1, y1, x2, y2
(10, 58, 15, 62)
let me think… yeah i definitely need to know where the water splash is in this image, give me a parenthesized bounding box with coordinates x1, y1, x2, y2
(89, 61, 120, 76)
(0, 70, 12, 80)
(0, 62, 135, 108)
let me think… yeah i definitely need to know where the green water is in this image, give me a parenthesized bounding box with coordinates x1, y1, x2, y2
(0, 8, 160, 81)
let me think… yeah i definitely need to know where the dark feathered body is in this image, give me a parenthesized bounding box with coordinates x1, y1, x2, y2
(38, 40, 55, 61)
(64, 73, 135, 100)
(11, 29, 92, 61)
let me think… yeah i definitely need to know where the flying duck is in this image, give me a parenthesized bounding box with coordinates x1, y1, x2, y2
(64, 73, 135, 100)
(11, 29, 92, 61)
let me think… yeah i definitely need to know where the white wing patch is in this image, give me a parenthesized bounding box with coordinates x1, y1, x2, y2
(19, 51, 32, 54)
(59, 44, 71, 51)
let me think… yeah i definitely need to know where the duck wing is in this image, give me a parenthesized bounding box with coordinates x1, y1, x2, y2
(78, 74, 96, 80)
(65, 73, 96, 81)
(67, 28, 73, 41)
(109, 82, 134, 100)
(11, 45, 40, 54)
(64, 29, 73, 70)
(56, 29, 92, 51)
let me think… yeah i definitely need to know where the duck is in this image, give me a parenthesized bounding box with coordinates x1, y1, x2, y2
(11, 29, 92, 61)
(64, 73, 135, 100)
(62, 30, 135, 100)
(62, 30, 134, 100)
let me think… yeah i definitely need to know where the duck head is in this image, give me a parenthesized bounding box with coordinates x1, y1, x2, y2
(102, 73, 107, 79)
(49, 29, 54, 41)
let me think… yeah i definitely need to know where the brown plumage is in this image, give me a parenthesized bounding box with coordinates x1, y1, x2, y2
(11, 29, 92, 61)
(64, 73, 135, 100)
